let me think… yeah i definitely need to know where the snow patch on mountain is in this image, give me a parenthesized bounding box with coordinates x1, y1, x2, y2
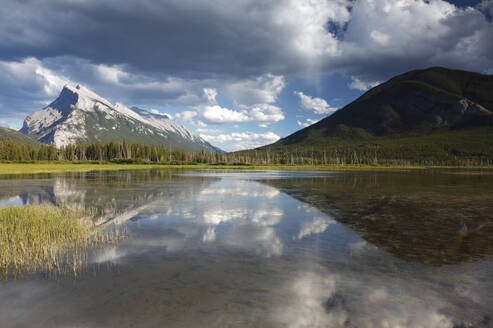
(20, 84, 220, 152)
(64, 84, 113, 110)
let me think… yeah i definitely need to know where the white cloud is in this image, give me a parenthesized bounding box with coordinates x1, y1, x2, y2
(335, 0, 493, 82)
(200, 131, 280, 151)
(294, 91, 337, 115)
(2, 60, 284, 127)
(196, 128, 222, 134)
(249, 104, 285, 125)
(176, 85, 285, 126)
(297, 118, 320, 128)
(203, 88, 218, 104)
(150, 109, 172, 119)
(175, 110, 197, 121)
(94, 64, 129, 85)
(226, 74, 285, 106)
(370, 30, 391, 46)
(348, 77, 381, 91)
(0, 57, 70, 98)
(273, 0, 350, 67)
(174, 110, 207, 127)
(202, 105, 250, 123)
(0, 57, 73, 122)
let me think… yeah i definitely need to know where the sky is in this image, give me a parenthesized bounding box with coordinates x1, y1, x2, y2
(0, 0, 492, 151)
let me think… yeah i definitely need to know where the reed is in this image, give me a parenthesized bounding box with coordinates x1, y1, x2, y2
(0, 204, 126, 280)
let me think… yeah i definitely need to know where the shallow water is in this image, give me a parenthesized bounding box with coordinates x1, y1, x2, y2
(1, 169, 492, 327)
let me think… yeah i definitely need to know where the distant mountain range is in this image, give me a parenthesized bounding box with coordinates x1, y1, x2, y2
(275, 67, 493, 146)
(19, 84, 220, 152)
(0, 126, 40, 145)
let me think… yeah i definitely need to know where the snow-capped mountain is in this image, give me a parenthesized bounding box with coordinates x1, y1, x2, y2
(20, 84, 220, 152)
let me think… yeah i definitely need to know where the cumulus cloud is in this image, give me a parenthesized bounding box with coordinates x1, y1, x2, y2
(297, 118, 320, 128)
(334, 0, 493, 86)
(200, 131, 280, 151)
(175, 104, 283, 126)
(196, 128, 222, 134)
(348, 77, 381, 91)
(227, 74, 285, 106)
(370, 30, 391, 46)
(294, 91, 337, 114)
(250, 104, 285, 126)
(149, 109, 172, 119)
(0, 57, 72, 123)
(202, 105, 250, 124)
(174, 110, 197, 121)
(203, 88, 218, 104)
(175, 80, 285, 126)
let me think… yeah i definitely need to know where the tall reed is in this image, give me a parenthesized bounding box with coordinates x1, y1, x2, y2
(0, 205, 126, 280)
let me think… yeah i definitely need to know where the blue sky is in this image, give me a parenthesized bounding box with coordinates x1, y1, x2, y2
(0, 0, 492, 151)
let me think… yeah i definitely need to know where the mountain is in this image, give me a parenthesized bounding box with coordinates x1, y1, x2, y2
(0, 126, 40, 145)
(20, 84, 220, 152)
(238, 67, 493, 164)
(273, 67, 493, 147)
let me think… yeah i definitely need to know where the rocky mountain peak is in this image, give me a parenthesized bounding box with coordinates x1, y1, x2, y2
(19, 85, 220, 152)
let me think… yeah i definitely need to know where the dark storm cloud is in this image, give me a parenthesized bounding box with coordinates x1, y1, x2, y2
(0, 0, 296, 79)
(1, 0, 491, 81)
(0, 0, 492, 125)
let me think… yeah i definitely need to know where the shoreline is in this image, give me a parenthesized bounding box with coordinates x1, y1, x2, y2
(1, 162, 493, 175)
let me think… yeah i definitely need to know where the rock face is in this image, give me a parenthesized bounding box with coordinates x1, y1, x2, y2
(20, 84, 220, 152)
(275, 67, 493, 146)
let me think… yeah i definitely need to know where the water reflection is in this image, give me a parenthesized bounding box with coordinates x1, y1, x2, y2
(259, 170, 493, 265)
(0, 169, 492, 327)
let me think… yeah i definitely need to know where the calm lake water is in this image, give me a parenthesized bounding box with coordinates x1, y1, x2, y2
(1, 169, 493, 327)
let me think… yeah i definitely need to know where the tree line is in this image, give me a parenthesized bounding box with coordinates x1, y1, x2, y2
(1, 139, 492, 166)
(0, 140, 226, 163)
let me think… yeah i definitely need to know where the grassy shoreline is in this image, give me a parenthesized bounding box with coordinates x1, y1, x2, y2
(1, 161, 493, 175)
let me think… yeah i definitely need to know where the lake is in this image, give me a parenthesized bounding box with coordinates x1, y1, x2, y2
(1, 169, 492, 327)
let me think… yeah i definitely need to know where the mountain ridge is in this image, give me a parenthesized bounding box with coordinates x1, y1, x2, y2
(20, 84, 220, 152)
(0, 126, 40, 145)
(269, 67, 493, 147)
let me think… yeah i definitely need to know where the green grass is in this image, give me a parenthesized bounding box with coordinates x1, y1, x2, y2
(1, 162, 492, 175)
(0, 205, 125, 279)
(0, 162, 171, 175)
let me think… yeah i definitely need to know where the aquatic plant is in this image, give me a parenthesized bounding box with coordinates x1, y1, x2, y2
(0, 205, 126, 280)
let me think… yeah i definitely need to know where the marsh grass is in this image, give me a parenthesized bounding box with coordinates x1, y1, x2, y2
(0, 205, 126, 280)
(1, 162, 493, 176)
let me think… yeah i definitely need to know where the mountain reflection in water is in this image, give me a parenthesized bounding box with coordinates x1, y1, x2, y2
(0, 169, 492, 327)
(258, 170, 493, 266)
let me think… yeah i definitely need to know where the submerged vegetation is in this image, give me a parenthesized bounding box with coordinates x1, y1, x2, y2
(0, 205, 125, 279)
